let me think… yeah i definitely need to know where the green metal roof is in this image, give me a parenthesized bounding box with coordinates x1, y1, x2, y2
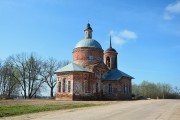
(104, 69, 134, 80)
(75, 39, 102, 48)
(55, 63, 91, 73)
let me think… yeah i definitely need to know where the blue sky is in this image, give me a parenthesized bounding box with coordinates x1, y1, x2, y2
(0, 0, 180, 87)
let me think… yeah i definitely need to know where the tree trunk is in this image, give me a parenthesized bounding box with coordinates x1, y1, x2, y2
(24, 91, 27, 99)
(50, 87, 54, 98)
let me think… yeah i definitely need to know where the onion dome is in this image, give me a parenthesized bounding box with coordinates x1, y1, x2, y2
(105, 47, 117, 52)
(105, 35, 117, 53)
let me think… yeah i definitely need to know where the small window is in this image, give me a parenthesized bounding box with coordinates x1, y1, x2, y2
(58, 82, 61, 92)
(85, 31, 88, 38)
(96, 83, 98, 93)
(68, 81, 71, 92)
(88, 32, 91, 38)
(63, 79, 66, 92)
(88, 56, 94, 61)
(63, 79, 69, 93)
(106, 57, 110, 68)
(124, 84, 128, 94)
(84, 80, 89, 93)
(109, 84, 112, 94)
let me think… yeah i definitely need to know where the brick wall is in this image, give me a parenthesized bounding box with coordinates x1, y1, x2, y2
(56, 71, 132, 100)
(56, 73, 74, 100)
(73, 47, 104, 67)
(102, 77, 132, 100)
(56, 72, 97, 100)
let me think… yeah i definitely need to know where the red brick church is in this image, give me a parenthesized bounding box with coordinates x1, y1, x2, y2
(55, 23, 134, 100)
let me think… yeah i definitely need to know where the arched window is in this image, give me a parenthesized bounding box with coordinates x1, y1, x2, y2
(124, 84, 128, 94)
(63, 79, 66, 92)
(109, 84, 112, 94)
(68, 81, 71, 92)
(58, 82, 61, 92)
(106, 57, 110, 68)
(115, 56, 117, 68)
(88, 32, 92, 38)
(96, 83, 98, 93)
(84, 80, 88, 93)
(85, 31, 88, 38)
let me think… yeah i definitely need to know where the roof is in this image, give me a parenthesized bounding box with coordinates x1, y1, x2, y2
(84, 23, 92, 31)
(75, 39, 102, 48)
(55, 63, 91, 73)
(105, 47, 117, 53)
(104, 69, 134, 80)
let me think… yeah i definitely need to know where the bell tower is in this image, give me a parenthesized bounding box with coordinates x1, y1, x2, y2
(84, 22, 93, 39)
(104, 35, 118, 69)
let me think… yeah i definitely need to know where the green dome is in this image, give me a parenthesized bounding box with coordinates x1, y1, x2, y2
(75, 39, 102, 48)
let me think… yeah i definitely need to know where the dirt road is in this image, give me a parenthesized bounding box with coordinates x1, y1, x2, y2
(2, 99, 180, 120)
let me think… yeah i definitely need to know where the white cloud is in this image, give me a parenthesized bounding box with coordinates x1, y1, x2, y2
(120, 30, 137, 39)
(166, 1, 180, 14)
(110, 30, 137, 46)
(112, 35, 126, 45)
(164, 1, 180, 20)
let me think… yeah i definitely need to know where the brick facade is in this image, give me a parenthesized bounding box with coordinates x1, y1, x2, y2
(56, 61, 132, 100)
(102, 77, 132, 100)
(73, 47, 103, 67)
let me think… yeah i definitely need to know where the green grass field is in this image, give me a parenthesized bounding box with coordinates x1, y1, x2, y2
(0, 103, 99, 117)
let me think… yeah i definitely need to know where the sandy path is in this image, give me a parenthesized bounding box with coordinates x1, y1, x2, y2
(1, 99, 180, 120)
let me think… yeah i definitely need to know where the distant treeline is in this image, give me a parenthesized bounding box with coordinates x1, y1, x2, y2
(0, 53, 70, 99)
(132, 80, 180, 99)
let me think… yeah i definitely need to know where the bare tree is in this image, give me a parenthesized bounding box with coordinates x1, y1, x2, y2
(0, 60, 5, 96)
(0, 60, 3, 95)
(9, 53, 45, 99)
(41, 58, 70, 98)
(174, 86, 180, 98)
(1, 53, 71, 99)
(0, 58, 20, 98)
(26, 54, 45, 98)
(10, 53, 28, 99)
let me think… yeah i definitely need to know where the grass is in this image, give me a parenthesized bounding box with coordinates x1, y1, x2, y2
(0, 103, 99, 117)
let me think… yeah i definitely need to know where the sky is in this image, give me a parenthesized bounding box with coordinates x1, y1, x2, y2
(0, 0, 180, 87)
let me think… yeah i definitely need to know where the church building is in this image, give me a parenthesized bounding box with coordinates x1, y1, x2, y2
(55, 23, 134, 100)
